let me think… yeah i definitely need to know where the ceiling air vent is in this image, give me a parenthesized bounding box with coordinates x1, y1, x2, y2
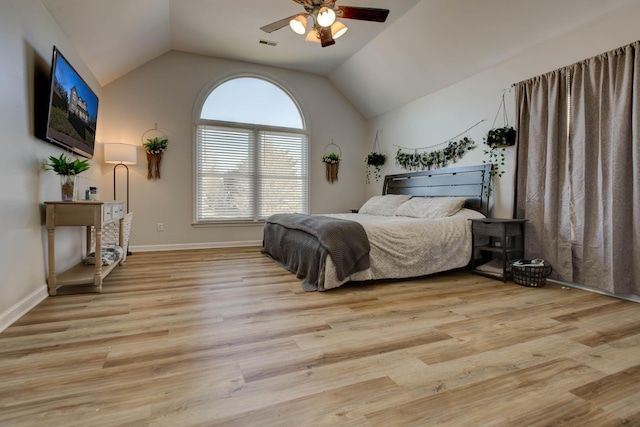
(259, 39, 278, 47)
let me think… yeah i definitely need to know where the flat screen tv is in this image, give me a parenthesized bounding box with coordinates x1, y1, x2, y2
(45, 46, 98, 159)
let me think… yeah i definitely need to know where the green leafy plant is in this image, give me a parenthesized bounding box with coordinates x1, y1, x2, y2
(322, 152, 340, 164)
(395, 137, 476, 171)
(46, 154, 90, 175)
(143, 137, 168, 154)
(365, 152, 386, 183)
(485, 126, 516, 147)
(482, 126, 516, 197)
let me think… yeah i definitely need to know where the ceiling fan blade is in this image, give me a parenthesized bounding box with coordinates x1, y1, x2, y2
(260, 13, 304, 33)
(336, 6, 390, 22)
(319, 27, 335, 48)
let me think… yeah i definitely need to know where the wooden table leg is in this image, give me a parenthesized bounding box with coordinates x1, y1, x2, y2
(94, 226, 103, 292)
(47, 227, 57, 296)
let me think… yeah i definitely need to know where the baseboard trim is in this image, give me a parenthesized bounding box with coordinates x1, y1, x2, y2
(548, 279, 640, 303)
(129, 240, 262, 253)
(0, 286, 48, 333)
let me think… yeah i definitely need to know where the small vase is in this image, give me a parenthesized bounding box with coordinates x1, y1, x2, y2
(60, 175, 77, 201)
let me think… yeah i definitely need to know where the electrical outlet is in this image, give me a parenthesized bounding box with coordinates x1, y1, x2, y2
(157, 223, 164, 231)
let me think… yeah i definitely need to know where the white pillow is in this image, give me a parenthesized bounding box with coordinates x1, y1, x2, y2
(359, 194, 412, 216)
(394, 197, 466, 219)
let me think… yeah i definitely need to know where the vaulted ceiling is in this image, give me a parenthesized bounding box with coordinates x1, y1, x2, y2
(41, 0, 636, 118)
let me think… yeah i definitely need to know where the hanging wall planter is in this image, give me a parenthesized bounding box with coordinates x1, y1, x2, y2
(366, 152, 386, 183)
(366, 130, 386, 184)
(483, 91, 517, 197)
(323, 141, 341, 184)
(142, 125, 168, 180)
(485, 126, 516, 147)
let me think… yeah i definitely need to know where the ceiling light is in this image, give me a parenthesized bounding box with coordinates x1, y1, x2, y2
(317, 7, 336, 27)
(289, 15, 307, 35)
(331, 21, 348, 39)
(305, 28, 321, 43)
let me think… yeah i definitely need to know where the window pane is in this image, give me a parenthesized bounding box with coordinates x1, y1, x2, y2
(201, 77, 304, 129)
(196, 126, 254, 220)
(259, 131, 308, 218)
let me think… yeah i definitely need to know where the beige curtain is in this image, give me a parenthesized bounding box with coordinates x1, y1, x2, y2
(515, 41, 640, 297)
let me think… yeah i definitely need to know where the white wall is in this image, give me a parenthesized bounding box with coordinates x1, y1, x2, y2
(0, 1, 104, 330)
(100, 51, 367, 249)
(365, 1, 640, 219)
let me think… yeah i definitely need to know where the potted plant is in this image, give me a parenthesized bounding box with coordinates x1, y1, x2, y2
(143, 136, 168, 179)
(365, 151, 386, 183)
(322, 152, 340, 183)
(483, 125, 516, 197)
(46, 154, 91, 201)
(485, 126, 516, 147)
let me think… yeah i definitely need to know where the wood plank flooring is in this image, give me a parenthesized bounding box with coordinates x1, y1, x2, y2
(1, 247, 639, 426)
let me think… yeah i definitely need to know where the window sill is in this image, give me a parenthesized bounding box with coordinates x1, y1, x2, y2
(192, 220, 265, 228)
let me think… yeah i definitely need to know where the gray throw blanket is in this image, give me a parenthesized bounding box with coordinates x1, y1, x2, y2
(262, 214, 370, 291)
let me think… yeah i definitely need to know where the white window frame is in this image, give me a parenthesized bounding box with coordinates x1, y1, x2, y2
(193, 73, 309, 224)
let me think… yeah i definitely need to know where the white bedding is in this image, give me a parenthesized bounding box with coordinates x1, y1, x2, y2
(319, 208, 486, 290)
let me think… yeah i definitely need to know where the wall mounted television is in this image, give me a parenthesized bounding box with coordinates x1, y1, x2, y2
(44, 46, 98, 159)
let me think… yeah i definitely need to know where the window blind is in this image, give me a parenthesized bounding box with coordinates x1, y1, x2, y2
(258, 131, 308, 218)
(196, 125, 308, 222)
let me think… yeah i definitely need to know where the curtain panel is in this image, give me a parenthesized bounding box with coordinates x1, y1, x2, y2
(515, 41, 640, 297)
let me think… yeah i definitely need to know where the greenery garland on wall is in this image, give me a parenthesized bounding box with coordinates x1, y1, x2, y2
(395, 136, 476, 171)
(393, 120, 484, 171)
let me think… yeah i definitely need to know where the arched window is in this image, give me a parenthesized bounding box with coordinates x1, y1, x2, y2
(194, 76, 308, 222)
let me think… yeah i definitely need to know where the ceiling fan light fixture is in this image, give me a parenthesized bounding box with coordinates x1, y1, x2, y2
(305, 29, 321, 43)
(331, 21, 348, 39)
(289, 15, 307, 35)
(317, 7, 336, 27)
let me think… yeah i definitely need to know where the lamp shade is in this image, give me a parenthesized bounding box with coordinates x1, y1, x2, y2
(289, 15, 307, 35)
(317, 7, 336, 27)
(331, 21, 348, 39)
(305, 29, 321, 43)
(104, 143, 137, 165)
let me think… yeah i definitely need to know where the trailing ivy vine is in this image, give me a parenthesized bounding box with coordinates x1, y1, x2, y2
(395, 137, 476, 171)
(482, 126, 516, 197)
(365, 152, 386, 183)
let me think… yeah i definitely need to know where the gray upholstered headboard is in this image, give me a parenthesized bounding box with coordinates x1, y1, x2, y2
(382, 164, 492, 216)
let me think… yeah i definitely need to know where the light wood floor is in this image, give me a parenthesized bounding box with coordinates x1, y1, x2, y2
(1, 247, 640, 426)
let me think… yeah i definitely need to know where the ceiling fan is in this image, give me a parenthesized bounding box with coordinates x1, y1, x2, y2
(260, 0, 390, 48)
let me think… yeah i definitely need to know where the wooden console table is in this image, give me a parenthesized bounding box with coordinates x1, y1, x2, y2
(45, 201, 125, 296)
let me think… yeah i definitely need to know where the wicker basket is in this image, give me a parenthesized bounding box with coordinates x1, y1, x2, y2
(89, 212, 133, 262)
(511, 259, 552, 287)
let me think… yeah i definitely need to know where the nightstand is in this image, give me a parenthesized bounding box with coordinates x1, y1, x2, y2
(470, 218, 526, 282)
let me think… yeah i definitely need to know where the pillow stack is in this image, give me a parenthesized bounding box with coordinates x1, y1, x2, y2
(358, 194, 412, 216)
(358, 195, 466, 219)
(394, 197, 466, 219)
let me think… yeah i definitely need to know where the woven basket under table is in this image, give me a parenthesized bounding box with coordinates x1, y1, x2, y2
(511, 259, 552, 287)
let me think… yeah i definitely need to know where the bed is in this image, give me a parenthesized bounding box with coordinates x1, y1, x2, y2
(262, 164, 492, 291)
